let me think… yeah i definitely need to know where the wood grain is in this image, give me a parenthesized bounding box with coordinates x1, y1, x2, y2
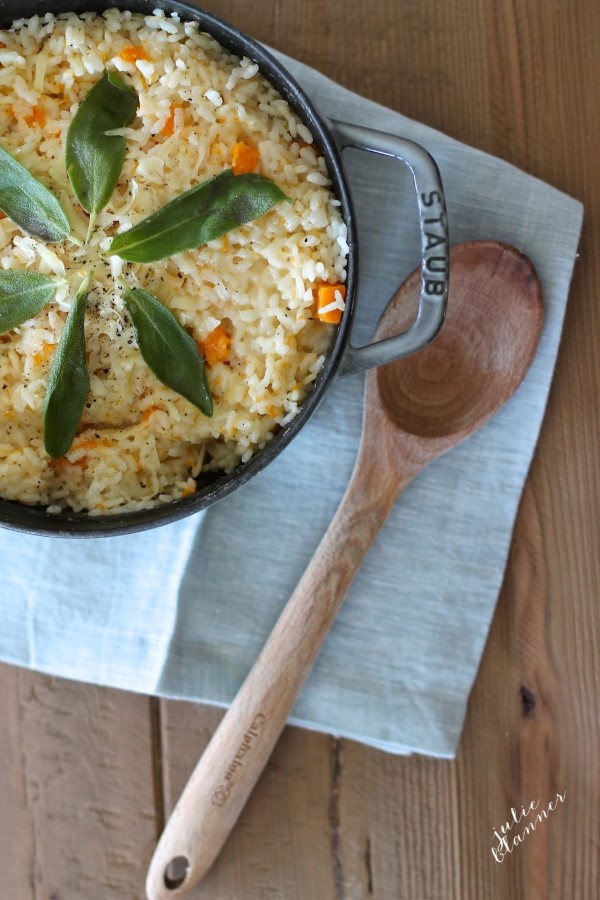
(158, 703, 337, 899)
(0, 665, 159, 899)
(1, 0, 599, 898)
(0, 665, 36, 898)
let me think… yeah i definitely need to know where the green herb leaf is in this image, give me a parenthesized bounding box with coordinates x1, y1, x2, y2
(0, 271, 62, 332)
(43, 276, 90, 459)
(120, 280, 213, 416)
(66, 72, 138, 230)
(107, 170, 288, 263)
(0, 145, 71, 243)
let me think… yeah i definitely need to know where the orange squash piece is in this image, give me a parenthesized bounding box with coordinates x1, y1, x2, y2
(118, 44, 149, 63)
(24, 105, 46, 128)
(32, 341, 55, 366)
(232, 141, 260, 175)
(161, 105, 178, 138)
(199, 324, 231, 367)
(313, 283, 346, 324)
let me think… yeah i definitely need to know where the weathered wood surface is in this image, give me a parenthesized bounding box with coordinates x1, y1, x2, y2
(0, 669, 159, 898)
(1, 0, 598, 897)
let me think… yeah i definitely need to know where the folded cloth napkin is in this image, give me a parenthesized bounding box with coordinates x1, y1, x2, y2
(0, 50, 583, 758)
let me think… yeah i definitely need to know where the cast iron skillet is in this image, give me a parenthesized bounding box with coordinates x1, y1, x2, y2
(0, 0, 449, 536)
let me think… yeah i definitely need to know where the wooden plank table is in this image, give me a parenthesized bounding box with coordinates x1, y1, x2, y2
(1, 1, 598, 897)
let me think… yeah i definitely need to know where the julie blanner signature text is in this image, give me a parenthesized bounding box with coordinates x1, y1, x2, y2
(491, 790, 566, 862)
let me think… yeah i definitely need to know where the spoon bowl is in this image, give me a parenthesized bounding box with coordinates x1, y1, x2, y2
(145, 240, 544, 900)
(375, 241, 543, 442)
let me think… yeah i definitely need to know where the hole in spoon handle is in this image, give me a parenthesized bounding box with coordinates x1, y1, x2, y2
(163, 856, 190, 891)
(329, 119, 450, 377)
(144, 697, 283, 897)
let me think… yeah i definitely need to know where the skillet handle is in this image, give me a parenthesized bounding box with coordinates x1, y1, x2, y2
(329, 119, 450, 377)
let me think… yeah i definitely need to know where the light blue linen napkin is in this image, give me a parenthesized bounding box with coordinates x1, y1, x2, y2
(0, 50, 583, 758)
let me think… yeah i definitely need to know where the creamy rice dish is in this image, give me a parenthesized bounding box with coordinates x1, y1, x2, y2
(0, 8, 348, 515)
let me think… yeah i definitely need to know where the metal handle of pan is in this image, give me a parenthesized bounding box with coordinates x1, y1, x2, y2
(329, 119, 450, 377)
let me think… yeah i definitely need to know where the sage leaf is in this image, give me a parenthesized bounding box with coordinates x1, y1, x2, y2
(44, 276, 90, 459)
(0, 145, 70, 243)
(0, 271, 62, 332)
(66, 72, 138, 232)
(107, 170, 288, 263)
(120, 280, 213, 416)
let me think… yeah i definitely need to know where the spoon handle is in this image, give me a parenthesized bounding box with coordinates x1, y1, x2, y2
(146, 455, 412, 899)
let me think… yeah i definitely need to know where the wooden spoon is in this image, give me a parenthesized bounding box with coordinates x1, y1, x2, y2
(146, 240, 544, 899)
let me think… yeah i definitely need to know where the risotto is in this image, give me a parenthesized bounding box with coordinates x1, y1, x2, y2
(0, 8, 348, 514)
